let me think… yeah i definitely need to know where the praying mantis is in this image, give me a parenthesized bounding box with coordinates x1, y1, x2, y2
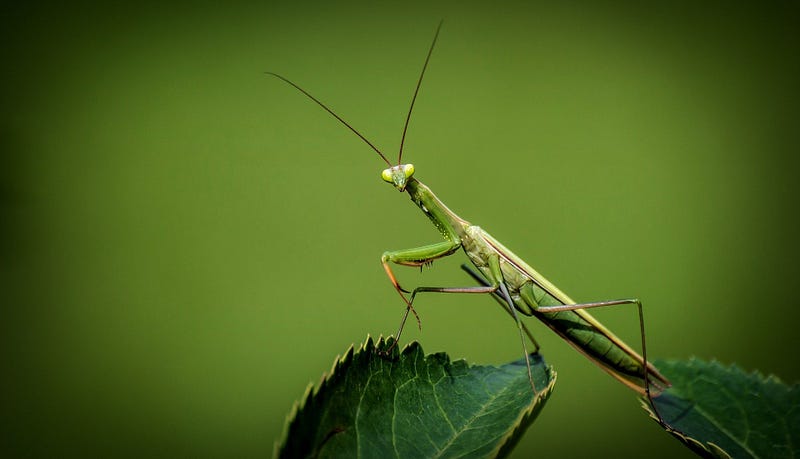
(267, 21, 670, 408)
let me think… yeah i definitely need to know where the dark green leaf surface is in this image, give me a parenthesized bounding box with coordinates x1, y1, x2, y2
(643, 358, 799, 459)
(275, 336, 555, 459)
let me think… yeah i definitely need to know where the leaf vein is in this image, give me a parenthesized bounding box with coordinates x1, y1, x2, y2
(434, 371, 519, 458)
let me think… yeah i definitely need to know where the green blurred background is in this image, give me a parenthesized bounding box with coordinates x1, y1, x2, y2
(2, 1, 798, 457)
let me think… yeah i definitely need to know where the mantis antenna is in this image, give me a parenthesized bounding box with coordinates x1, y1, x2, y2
(265, 71, 392, 167)
(266, 20, 444, 168)
(398, 20, 443, 164)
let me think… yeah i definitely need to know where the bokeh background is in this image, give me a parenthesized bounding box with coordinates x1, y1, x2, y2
(2, 1, 798, 458)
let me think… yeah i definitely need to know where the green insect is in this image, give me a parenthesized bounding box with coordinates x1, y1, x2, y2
(268, 22, 670, 407)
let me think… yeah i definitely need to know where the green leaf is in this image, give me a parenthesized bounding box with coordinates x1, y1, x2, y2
(275, 336, 556, 459)
(642, 358, 800, 459)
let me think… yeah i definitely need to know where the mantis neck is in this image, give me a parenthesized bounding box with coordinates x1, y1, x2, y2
(404, 178, 470, 240)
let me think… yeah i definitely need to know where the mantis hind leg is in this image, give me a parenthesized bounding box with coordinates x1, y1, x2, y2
(518, 282, 668, 424)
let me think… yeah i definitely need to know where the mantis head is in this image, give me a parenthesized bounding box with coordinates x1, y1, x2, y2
(381, 164, 415, 191)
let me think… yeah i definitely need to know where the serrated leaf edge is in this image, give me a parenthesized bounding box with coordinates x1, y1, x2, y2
(669, 356, 796, 389)
(273, 335, 421, 457)
(640, 357, 800, 459)
(493, 363, 557, 458)
(640, 398, 732, 459)
(274, 335, 556, 458)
